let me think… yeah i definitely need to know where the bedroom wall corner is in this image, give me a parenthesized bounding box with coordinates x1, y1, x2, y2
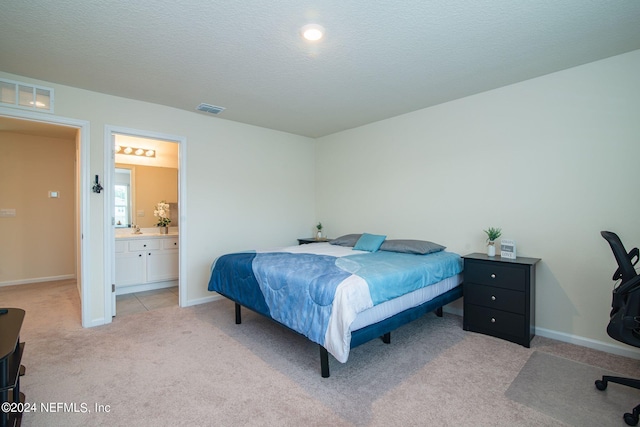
(314, 49, 640, 352)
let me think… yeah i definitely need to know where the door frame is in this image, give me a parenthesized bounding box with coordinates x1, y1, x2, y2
(103, 125, 187, 321)
(0, 106, 92, 326)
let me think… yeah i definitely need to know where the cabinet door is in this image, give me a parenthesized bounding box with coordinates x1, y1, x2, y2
(115, 252, 146, 286)
(146, 250, 178, 282)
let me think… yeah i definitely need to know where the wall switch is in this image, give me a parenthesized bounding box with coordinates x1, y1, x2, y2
(49, 191, 59, 198)
(137, 210, 145, 217)
(0, 208, 16, 217)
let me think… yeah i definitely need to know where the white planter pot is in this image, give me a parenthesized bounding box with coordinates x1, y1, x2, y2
(487, 243, 496, 257)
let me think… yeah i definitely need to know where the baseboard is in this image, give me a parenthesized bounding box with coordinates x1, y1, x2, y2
(84, 316, 108, 328)
(183, 294, 223, 307)
(535, 326, 640, 360)
(444, 305, 640, 360)
(116, 280, 177, 295)
(444, 305, 463, 317)
(0, 274, 75, 288)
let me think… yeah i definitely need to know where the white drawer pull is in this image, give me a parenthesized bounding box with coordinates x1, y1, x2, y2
(491, 295, 496, 301)
(491, 317, 496, 323)
(490, 274, 496, 279)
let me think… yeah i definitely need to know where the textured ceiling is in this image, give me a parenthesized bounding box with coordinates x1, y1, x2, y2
(1, 0, 639, 138)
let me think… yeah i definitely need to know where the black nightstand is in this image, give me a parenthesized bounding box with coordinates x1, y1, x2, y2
(297, 238, 331, 245)
(462, 253, 540, 347)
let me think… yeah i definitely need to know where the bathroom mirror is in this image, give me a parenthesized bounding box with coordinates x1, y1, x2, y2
(114, 164, 178, 228)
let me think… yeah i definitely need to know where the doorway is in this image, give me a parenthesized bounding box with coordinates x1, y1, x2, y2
(0, 107, 91, 326)
(104, 125, 187, 321)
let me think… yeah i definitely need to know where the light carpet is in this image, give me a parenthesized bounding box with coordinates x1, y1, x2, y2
(3, 280, 640, 426)
(506, 351, 640, 427)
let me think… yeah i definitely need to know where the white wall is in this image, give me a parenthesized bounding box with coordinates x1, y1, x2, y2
(315, 49, 640, 351)
(0, 70, 316, 324)
(3, 49, 639, 354)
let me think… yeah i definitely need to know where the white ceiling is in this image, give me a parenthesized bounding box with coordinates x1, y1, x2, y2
(1, 1, 639, 138)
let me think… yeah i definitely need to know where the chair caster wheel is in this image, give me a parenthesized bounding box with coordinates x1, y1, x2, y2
(624, 412, 639, 426)
(595, 379, 607, 390)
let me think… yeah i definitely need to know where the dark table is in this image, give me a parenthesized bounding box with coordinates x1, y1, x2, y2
(0, 308, 25, 427)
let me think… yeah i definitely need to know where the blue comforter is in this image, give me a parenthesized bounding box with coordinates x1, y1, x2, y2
(208, 246, 462, 362)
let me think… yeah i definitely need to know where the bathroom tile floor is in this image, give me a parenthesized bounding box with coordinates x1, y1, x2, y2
(116, 287, 178, 317)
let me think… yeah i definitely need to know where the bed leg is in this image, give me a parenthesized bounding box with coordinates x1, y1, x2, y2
(319, 346, 330, 378)
(381, 332, 391, 344)
(435, 306, 443, 317)
(235, 303, 242, 324)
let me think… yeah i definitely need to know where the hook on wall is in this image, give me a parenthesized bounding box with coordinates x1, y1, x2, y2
(92, 175, 104, 193)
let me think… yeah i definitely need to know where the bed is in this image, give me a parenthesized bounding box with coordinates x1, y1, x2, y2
(207, 233, 463, 377)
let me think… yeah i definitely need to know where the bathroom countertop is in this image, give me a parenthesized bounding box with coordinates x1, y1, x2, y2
(115, 228, 178, 239)
(116, 233, 178, 239)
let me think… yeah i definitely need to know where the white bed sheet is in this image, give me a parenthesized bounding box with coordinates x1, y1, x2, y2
(350, 273, 462, 331)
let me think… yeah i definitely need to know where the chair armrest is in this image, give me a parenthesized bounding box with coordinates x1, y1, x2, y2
(616, 274, 640, 296)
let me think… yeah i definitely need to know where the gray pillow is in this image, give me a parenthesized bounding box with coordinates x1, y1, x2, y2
(329, 234, 362, 247)
(379, 239, 445, 255)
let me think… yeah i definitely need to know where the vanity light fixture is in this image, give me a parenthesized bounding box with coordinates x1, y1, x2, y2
(115, 145, 156, 158)
(301, 24, 325, 41)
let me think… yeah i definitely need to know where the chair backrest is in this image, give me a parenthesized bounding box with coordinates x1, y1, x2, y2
(601, 231, 640, 347)
(601, 231, 638, 283)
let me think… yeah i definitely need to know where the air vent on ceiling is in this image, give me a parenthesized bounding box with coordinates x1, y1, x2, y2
(196, 103, 226, 115)
(0, 78, 54, 113)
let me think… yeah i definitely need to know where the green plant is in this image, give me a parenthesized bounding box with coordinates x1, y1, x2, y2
(316, 222, 323, 231)
(484, 227, 502, 243)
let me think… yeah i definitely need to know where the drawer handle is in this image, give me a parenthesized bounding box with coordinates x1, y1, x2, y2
(144, 244, 147, 247)
(138, 254, 142, 257)
(491, 295, 496, 301)
(491, 317, 496, 323)
(490, 274, 496, 279)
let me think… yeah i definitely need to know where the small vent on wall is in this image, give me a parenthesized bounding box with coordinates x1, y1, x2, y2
(0, 78, 54, 113)
(196, 103, 226, 115)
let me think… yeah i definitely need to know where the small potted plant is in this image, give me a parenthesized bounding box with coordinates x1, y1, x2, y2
(154, 201, 171, 234)
(316, 222, 323, 240)
(484, 227, 502, 256)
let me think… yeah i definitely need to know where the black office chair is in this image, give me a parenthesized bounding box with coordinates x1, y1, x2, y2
(596, 231, 640, 426)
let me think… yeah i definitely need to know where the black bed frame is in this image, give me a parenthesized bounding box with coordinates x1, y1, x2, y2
(231, 285, 463, 378)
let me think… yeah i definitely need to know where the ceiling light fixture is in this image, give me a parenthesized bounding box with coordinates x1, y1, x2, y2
(301, 24, 324, 41)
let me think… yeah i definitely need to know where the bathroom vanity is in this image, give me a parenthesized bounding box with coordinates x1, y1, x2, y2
(115, 232, 178, 294)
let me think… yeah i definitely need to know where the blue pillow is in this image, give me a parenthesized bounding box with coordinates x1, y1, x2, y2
(353, 233, 387, 252)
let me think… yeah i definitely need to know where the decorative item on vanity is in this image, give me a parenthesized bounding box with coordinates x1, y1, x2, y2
(316, 222, 323, 240)
(154, 201, 171, 234)
(500, 238, 517, 259)
(483, 227, 502, 257)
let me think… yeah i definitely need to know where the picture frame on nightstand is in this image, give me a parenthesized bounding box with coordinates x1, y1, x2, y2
(500, 239, 516, 259)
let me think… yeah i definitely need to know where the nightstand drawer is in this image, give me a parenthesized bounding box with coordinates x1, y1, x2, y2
(464, 304, 525, 338)
(465, 261, 525, 291)
(464, 284, 525, 314)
